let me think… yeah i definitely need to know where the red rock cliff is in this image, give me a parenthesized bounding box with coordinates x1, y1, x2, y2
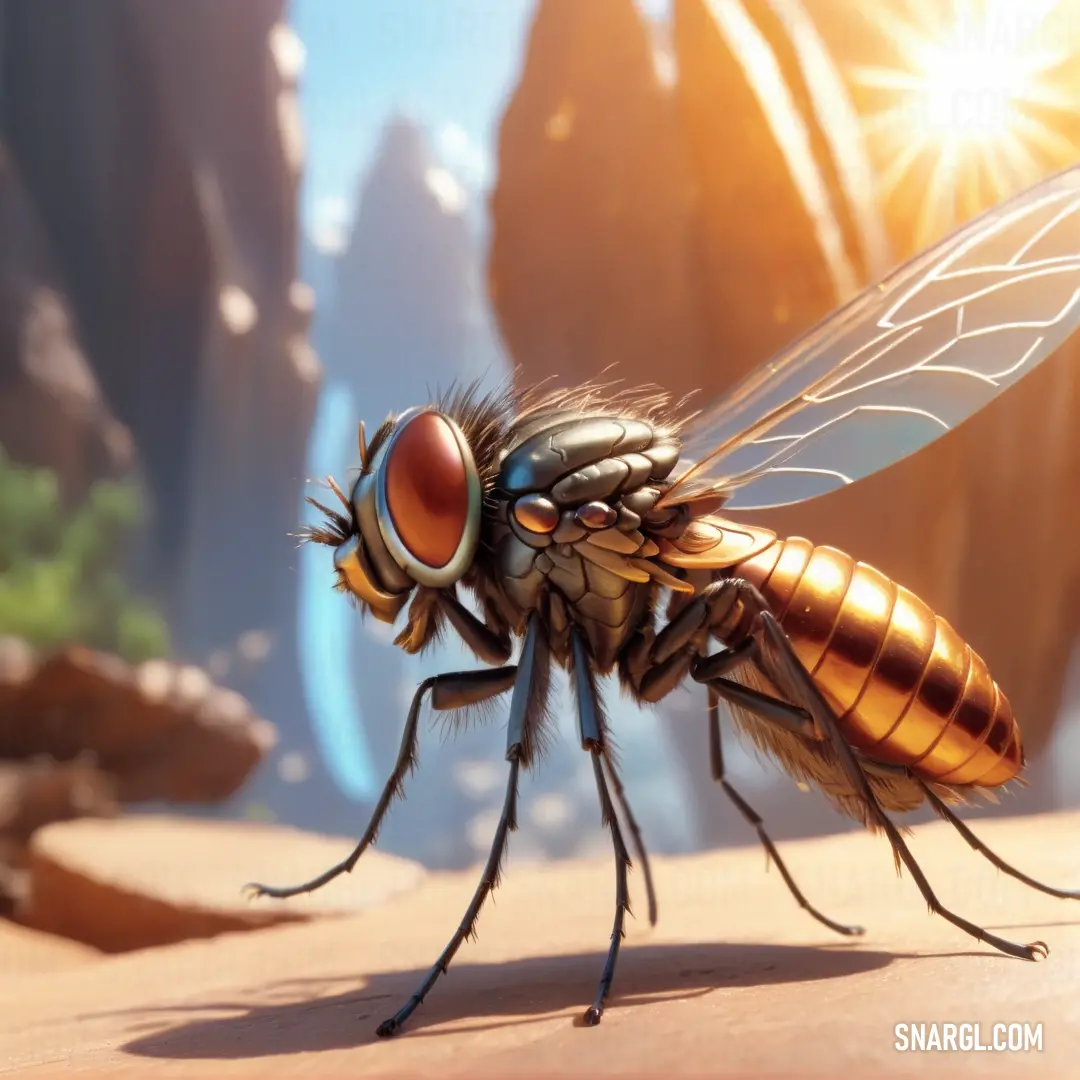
(488, 0, 707, 400)
(0, 1, 323, 822)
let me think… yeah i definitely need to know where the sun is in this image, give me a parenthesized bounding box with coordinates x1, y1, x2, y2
(916, 37, 1027, 141)
(850, 0, 1080, 251)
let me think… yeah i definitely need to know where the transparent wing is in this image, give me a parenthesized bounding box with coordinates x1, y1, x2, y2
(660, 164, 1080, 512)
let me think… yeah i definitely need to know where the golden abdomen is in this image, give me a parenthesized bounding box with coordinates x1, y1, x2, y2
(734, 537, 1024, 788)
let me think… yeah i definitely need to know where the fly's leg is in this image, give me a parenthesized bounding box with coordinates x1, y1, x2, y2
(438, 590, 513, 665)
(244, 665, 518, 901)
(602, 752, 658, 927)
(695, 647, 818, 735)
(580, 604, 658, 927)
(378, 757, 522, 1038)
(916, 778, 1080, 901)
(570, 629, 634, 1026)
(703, 682, 864, 937)
(626, 582, 857, 937)
(691, 642, 863, 936)
(584, 755, 631, 1026)
(741, 600, 1050, 962)
(376, 613, 549, 1037)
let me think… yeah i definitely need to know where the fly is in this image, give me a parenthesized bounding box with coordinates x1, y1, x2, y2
(247, 163, 1080, 1036)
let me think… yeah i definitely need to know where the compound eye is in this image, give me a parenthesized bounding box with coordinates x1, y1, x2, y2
(379, 410, 480, 583)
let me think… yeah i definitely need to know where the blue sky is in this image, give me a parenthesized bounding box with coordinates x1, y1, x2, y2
(290, 0, 670, 251)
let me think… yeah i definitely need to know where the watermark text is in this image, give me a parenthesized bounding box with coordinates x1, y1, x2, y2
(895, 1022, 1043, 1053)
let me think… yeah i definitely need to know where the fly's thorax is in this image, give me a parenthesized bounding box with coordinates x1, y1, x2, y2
(498, 413, 680, 501)
(486, 410, 686, 666)
(490, 497, 654, 670)
(334, 407, 484, 623)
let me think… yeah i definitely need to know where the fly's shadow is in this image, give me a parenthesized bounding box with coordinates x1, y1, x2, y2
(112, 940, 899, 1059)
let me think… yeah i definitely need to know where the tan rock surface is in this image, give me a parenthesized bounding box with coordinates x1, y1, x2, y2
(2, 810, 1078, 1076)
(0, 919, 101, 976)
(17, 816, 427, 953)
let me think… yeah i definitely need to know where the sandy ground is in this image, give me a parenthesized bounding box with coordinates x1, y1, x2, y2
(2, 810, 1078, 1078)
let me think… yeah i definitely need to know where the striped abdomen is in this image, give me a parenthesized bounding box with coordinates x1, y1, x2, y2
(734, 537, 1024, 788)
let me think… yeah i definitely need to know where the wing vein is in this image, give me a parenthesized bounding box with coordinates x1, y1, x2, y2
(656, 166, 1080, 512)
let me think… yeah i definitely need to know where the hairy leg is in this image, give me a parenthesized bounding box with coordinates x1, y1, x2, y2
(625, 587, 857, 938)
(377, 613, 550, 1036)
(602, 752, 658, 927)
(747, 602, 1049, 962)
(571, 629, 633, 1025)
(245, 665, 517, 900)
(917, 778, 1080, 901)
(701, 682, 864, 937)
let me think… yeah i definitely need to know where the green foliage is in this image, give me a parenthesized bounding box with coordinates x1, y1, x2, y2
(242, 801, 277, 823)
(0, 445, 171, 663)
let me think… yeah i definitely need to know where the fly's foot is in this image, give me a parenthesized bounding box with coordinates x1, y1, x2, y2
(242, 881, 295, 900)
(978, 929, 1051, 961)
(581, 1005, 604, 1027)
(377, 991, 424, 1037)
(819, 913, 865, 937)
(1026, 940, 1050, 961)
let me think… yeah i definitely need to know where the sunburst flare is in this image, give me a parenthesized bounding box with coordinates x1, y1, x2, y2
(851, 0, 1080, 249)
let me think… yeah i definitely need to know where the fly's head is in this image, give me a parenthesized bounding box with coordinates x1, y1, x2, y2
(304, 406, 484, 624)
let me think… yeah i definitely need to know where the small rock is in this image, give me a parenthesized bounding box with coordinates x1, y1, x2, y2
(0, 759, 119, 843)
(19, 815, 427, 953)
(0, 641, 277, 804)
(0, 757, 120, 914)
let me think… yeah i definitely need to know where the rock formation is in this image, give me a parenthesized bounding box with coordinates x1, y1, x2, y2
(488, 0, 707, 400)
(0, 147, 134, 504)
(488, 0, 1080, 845)
(323, 114, 499, 400)
(0, 2, 327, 830)
(672, 0, 893, 359)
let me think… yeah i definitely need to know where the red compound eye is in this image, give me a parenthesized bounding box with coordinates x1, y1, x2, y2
(383, 411, 470, 569)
